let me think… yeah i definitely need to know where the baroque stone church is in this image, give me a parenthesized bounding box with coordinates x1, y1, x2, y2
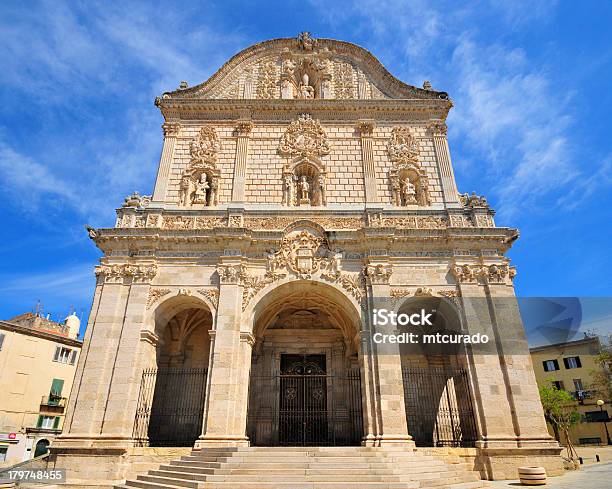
(50, 34, 562, 488)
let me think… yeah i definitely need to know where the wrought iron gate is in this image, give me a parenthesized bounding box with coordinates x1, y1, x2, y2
(133, 367, 208, 447)
(402, 365, 477, 447)
(247, 355, 363, 446)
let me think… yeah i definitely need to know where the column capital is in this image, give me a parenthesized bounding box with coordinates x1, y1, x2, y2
(427, 119, 447, 136)
(235, 120, 254, 136)
(162, 121, 181, 137)
(357, 119, 376, 136)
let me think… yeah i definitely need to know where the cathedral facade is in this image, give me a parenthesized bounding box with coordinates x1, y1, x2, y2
(50, 34, 562, 487)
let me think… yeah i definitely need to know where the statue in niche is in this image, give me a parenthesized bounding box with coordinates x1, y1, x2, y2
(192, 173, 210, 204)
(298, 175, 310, 205)
(401, 178, 417, 204)
(298, 73, 315, 99)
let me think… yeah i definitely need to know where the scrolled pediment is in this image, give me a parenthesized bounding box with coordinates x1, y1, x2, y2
(160, 35, 448, 101)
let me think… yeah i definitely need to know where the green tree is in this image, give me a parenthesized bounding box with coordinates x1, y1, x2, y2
(589, 335, 612, 401)
(539, 381, 581, 462)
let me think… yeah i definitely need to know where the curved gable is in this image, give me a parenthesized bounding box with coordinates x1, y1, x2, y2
(162, 34, 448, 101)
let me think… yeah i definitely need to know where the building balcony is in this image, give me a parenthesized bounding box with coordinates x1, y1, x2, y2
(39, 395, 66, 413)
(571, 389, 598, 403)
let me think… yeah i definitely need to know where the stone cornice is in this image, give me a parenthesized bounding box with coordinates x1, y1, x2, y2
(158, 98, 452, 122)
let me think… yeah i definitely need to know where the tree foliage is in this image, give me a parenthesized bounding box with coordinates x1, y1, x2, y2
(539, 380, 581, 461)
(590, 335, 612, 401)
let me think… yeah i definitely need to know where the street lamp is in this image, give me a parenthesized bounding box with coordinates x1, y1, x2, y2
(596, 399, 612, 445)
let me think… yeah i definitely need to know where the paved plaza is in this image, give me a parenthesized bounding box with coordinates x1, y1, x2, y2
(490, 462, 611, 488)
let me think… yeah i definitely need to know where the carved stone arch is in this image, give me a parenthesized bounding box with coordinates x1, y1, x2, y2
(242, 277, 363, 355)
(145, 293, 214, 369)
(282, 218, 327, 237)
(282, 156, 327, 206)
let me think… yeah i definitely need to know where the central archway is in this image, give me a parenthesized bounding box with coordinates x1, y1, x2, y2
(246, 280, 364, 446)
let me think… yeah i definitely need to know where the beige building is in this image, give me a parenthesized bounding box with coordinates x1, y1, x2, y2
(50, 34, 563, 488)
(531, 336, 611, 446)
(0, 312, 81, 465)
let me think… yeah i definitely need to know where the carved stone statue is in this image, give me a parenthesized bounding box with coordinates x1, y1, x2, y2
(401, 178, 417, 204)
(179, 177, 193, 206)
(298, 73, 315, 99)
(298, 175, 310, 205)
(193, 173, 210, 205)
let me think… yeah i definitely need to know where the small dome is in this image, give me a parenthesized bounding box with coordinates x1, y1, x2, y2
(64, 313, 80, 338)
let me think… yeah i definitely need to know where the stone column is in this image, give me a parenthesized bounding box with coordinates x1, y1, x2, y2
(196, 261, 250, 447)
(365, 262, 414, 446)
(481, 267, 558, 448)
(357, 120, 379, 203)
(231, 121, 254, 203)
(428, 120, 460, 207)
(152, 121, 181, 203)
(452, 262, 518, 448)
(54, 263, 157, 447)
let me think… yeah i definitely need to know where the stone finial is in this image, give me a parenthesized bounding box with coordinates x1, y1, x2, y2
(297, 32, 317, 51)
(423, 80, 432, 90)
(179, 81, 189, 89)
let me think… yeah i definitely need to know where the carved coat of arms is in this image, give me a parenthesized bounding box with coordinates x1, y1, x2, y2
(278, 114, 331, 157)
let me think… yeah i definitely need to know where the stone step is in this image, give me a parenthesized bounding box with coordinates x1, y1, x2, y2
(116, 447, 486, 489)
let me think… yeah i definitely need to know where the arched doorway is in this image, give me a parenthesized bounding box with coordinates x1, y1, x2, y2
(134, 295, 213, 447)
(34, 439, 49, 457)
(397, 295, 477, 447)
(246, 281, 363, 446)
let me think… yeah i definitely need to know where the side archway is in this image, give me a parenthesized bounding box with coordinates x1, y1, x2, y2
(134, 294, 213, 447)
(396, 295, 478, 447)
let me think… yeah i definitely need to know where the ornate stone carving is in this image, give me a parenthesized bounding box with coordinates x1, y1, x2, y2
(197, 288, 219, 309)
(235, 120, 254, 135)
(280, 53, 332, 99)
(451, 264, 481, 283)
(381, 216, 448, 229)
(387, 127, 430, 207)
(180, 126, 221, 207)
(334, 62, 355, 99)
(427, 120, 447, 136)
(414, 287, 434, 297)
(322, 270, 365, 302)
(162, 121, 181, 137)
(241, 270, 286, 311)
(163, 216, 194, 230)
(242, 216, 362, 230)
(95, 263, 158, 283)
(216, 264, 247, 284)
(459, 192, 489, 208)
(122, 192, 151, 209)
(357, 120, 375, 136)
(297, 31, 317, 51)
(364, 264, 393, 285)
(257, 61, 277, 99)
(189, 126, 221, 165)
(387, 127, 419, 165)
(228, 215, 243, 227)
(146, 288, 171, 309)
(278, 114, 331, 157)
(195, 217, 226, 229)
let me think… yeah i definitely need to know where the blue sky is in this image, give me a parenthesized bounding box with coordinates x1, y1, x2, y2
(0, 1, 611, 338)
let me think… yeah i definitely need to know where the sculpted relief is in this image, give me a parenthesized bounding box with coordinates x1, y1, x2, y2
(387, 127, 431, 207)
(279, 114, 330, 207)
(179, 126, 221, 207)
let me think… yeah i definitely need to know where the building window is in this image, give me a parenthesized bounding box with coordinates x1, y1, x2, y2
(0, 446, 7, 462)
(552, 380, 564, 390)
(0, 332, 5, 350)
(564, 356, 582, 369)
(585, 410, 609, 422)
(573, 379, 584, 391)
(37, 415, 59, 429)
(543, 359, 559, 372)
(53, 346, 77, 365)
